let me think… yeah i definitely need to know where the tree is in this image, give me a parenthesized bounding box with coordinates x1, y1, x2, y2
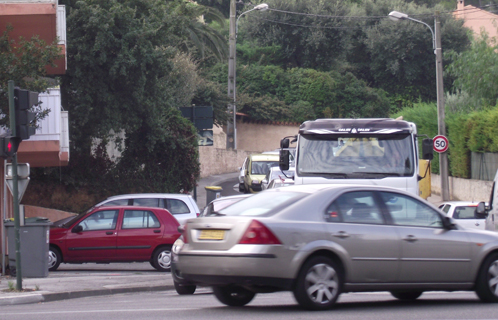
(0, 25, 61, 128)
(24, 0, 232, 212)
(446, 32, 498, 108)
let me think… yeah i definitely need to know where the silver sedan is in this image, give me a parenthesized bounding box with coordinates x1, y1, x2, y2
(174, 184, 498, 310)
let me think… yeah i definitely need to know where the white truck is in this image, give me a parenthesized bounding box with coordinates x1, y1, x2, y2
(279, 118, 434, 197)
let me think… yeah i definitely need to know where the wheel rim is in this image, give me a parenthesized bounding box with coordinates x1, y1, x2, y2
(157, 250, 172, 269)
(488, 259, 498, 297)
(48, 250, 57, 269)
(305, 263, 339, 305)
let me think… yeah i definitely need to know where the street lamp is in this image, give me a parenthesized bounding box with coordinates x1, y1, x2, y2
(227, 2, 269, 150)
(388, 10, 450, 201)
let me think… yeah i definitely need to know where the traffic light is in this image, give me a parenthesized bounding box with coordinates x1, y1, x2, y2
(0, 136, 20, 159)
(14, 88, 38, 140)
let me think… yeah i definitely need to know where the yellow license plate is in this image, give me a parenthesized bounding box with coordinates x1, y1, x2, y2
(199, 229, 225, 240)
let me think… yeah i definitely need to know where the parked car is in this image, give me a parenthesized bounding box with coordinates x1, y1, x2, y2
(267, 177, 295, 189)
(91, 193, 200, 225)
(174, 184, 498, 310)
(173, 194, 252, 295)
(261, 166, 295, 190)
(241, 153, 279, 193)
(49, 206, 181, 272)
(439, 201, 486, 230)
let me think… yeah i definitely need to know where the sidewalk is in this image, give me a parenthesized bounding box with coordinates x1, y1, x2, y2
(0, 264, 174, 306)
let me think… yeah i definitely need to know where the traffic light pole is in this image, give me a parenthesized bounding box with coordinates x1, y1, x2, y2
(7, 80, 22, 290)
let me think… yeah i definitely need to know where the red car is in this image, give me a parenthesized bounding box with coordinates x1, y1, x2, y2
(48, 206, 180, 271)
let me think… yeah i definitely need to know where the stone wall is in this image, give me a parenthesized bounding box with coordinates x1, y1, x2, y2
(431, 174, 493, 202)
(199, 121, 300, 178)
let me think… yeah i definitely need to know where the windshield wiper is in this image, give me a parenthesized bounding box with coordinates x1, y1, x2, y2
(351, 172, 402, 177)
(303, 172, 348, 178)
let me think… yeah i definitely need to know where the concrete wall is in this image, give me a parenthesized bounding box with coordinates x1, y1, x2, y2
(199, 120, 300, 178)
(431, 174, 493, 202)
(237, 121, 300, 152)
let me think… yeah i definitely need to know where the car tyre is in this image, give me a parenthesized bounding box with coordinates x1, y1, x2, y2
(475, 252, 498, 302)
(293, 256, 342, 310)
(48, 246, 62, 271)
(239, 183, 245, 193)
(151, 246, 172, 272)
(212, 285, 256, 306)
(174, 280, 196, 295)
(390, 291, 423, 300)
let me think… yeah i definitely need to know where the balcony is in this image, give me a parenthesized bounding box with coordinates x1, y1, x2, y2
(0, 0, 66, 75)
(15, 88, 69, 167)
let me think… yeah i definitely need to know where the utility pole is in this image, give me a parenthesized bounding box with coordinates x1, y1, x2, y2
(226, 0, 237, 150)
(435, 13, 450, 201)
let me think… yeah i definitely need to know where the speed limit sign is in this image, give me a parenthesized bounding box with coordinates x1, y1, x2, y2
(433, 135, 449, 153)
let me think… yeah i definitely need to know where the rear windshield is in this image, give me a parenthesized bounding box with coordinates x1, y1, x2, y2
(218, 191, 307, 217)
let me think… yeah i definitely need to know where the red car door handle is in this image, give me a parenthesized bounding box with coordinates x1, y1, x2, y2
(153, 230, 161, 233)
(106, 231, 113, 235)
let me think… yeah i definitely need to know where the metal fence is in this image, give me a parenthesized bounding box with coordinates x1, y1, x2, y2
(471, 152, 498, 181)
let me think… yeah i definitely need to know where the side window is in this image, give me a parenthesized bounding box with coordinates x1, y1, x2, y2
(324, 202, 342, 223)
(133, 198, 159, 207)
(103, 199, 129, 206)
(453, 206, 476, 219)
(122, 210, 160, 229)
(440, 204, 450, 213)
(166, 199, 190, 214)
(380, 192, 442, 228)
(80, 210, 118, 231)
(328, 191, 384, 224)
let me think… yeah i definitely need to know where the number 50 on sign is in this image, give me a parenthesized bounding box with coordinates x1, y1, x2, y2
(433, 135, 449, 153)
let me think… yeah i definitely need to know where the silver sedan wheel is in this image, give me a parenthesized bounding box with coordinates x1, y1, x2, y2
(305, 263, 339, 304)
(488, 260, 498, 297)
(293, 256, 342, 310)
(476, 253, 498, 302)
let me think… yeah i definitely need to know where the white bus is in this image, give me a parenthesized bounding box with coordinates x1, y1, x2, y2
(279, 118, 434, 197)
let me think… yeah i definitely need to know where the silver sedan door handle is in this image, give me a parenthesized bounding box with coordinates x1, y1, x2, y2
(402, 235, 418, 242)
(333, 231, 350, 239)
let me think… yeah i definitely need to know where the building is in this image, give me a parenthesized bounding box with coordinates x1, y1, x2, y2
(454, 0, 498, 41)
(0, 0, 69, 274)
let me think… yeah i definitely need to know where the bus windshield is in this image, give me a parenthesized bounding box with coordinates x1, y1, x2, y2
(297, 134, 415, 177)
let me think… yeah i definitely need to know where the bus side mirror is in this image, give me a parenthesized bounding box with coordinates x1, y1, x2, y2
(422, 139, 434, 160)
(280, 138, 290, 149)
(280, 149, 290, 171)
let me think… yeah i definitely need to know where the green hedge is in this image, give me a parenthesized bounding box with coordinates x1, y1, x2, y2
(395, 103, 498, 179)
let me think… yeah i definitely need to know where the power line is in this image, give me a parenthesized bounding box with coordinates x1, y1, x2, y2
(260, 18, 364, 30)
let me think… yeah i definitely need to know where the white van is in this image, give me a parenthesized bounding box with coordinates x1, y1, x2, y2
(476, 171, 498, 231)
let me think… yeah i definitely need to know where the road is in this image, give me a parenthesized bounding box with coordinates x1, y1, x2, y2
(218, 177, 242, 197)
(1, 287, 495, 320)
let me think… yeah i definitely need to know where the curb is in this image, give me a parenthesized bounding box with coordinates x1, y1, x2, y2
(0, 285, 174, 306)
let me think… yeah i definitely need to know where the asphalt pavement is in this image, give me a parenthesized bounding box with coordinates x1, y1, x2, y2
(0, 171, 443, 306)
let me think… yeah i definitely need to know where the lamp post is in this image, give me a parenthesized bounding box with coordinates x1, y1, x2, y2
(388, 11, 450, 201)
(227, 2, 269, 150)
